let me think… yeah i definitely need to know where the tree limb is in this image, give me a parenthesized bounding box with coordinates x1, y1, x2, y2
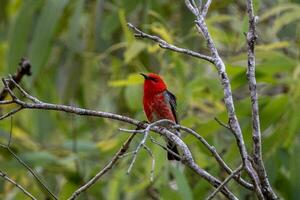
(206, 165, 243, 200)
(0, 128, 58, 200)
(0, 57, 31, 101)
(0, 77, 238, 200)
(68, 133, 137, 200)
(127, 23, 214, 64)
(245, 0, 278, 199)
(0, 170, 37, 200)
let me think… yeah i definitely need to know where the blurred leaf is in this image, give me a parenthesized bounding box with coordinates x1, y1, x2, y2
(109, 73, 143, 87)
(11, 127, 39, 150)
(59, 182, 77, 200)
(28, 0, 69, 75)
(259, 3, 299, 22)
(256, 41, 290, 51)
(125, 85, 141, 111)
(7, 0, 42, 73)
(273, 7, 300, 33)
(124, 41, 146, 63)
(151, 23, 173, 43)
(118, 9, 132, 43)
(171, 166, 193, 200)
(96, 138, 119, 151)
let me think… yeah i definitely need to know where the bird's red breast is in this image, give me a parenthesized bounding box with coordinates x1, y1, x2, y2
(141, 73, 180, 161)
(141, 73, 177, 123)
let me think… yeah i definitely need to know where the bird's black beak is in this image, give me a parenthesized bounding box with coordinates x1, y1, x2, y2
(140, 73, 148, 79)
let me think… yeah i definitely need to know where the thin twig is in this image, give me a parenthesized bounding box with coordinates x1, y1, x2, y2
(0, 120, 57, 200)
(245, 0, 278, 199)
(142, 144, 155, 182)
(0, 100, 14, 104)
(202, 0, 212, 18)
(0, 57, 31, 101)
(0, 106, 23, 120)
(127, 23, 214, 64)
(206, 165, 244, 200)
(68, 134, 136, 200)
(0, 170, 37, 200)
(214, 117, 232, 131)
(127, 119, 173, 174)
(8, 75, 41, 103)
(150, 137, 181, 161)
(0, 146, 58, 199)
(119, 128, 144, 134)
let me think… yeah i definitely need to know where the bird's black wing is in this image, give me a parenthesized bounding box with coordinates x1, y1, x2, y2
(164, 90, 179, 124)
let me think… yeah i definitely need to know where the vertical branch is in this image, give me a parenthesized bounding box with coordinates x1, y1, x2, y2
(245, 0, 278, 199)
(184, 0, 264, 198)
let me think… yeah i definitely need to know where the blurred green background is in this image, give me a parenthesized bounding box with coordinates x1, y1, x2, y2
(0, 0, 299, 199)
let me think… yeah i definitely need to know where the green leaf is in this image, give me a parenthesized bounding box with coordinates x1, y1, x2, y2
(273, 9, 300, 33)
(124, 40, 146, 63)
(171, 166, 193, 200)
(259, 3, 299, 22)
(118, 9, 132, 43)
(256, 41, 290, 51)
(124, 85, 141, 111)
(109, 73, 143, 87)
(28, 0, 69, 75)
(6, 0, 42, 73)
(67, 0, 84, 51)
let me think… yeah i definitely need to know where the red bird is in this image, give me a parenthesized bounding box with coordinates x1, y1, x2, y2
(141, 73, 180, 161)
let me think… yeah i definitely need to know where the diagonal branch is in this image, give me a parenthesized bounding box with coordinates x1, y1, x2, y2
(175, 124, 254, 190)
(202, 0, 212, 18)
(0, 170, 37, 200)
(206, 165, 244, 200)
(0, 57, 31, 101)
(0, 143, 57, 200)
(127, 23, 214, 64)
(68, 133, 137, 200)
(245, 0, 278, 199)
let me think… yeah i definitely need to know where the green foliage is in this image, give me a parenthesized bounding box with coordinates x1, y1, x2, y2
(0, 0, 299, 199)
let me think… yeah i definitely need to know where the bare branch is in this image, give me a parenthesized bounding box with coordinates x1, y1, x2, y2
(202, 0, 212, 18)
(0, 57, 31, 101)
(68, 134, 136, 200)
(214, 117, 232, 131)
(0, 106, 23, 120)
(245, 0, 278, 199)
(206, 165, 244, 200)
(127, 119, 179, 175)
(127, 23, 214, 64)
(0, 141, 57, 199)
(150, 136, 181, 161)
(0, 99, 14, 104)
(1, 79, 238, 199)
(143, 144, 155, 182)
(174, 123, 254, 190)
(183, 0, 265, 198)
(185, 0, 199, 15)
(0, 170, 37, 200)
(8, 75, 41, 103)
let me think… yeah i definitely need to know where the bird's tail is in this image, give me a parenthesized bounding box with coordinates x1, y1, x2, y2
(167, 141, 180, 161)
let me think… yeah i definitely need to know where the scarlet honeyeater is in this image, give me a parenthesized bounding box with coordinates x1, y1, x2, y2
(141, 73, 180, 161)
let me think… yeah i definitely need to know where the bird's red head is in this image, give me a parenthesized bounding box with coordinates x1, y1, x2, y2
(141, 73, 167, 96)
